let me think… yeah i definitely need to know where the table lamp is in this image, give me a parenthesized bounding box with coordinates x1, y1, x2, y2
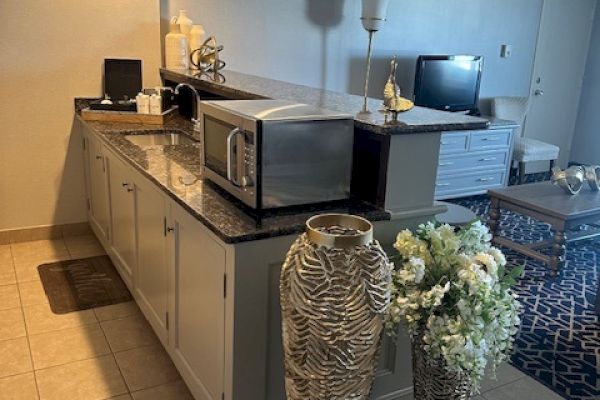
(359, 0, 390, 116)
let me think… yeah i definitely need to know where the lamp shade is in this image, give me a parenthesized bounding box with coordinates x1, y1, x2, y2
(361, 0, 390, 31)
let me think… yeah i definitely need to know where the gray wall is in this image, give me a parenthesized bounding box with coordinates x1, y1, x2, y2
(161, 0, 542, 110)
(570, 5, 600, 165)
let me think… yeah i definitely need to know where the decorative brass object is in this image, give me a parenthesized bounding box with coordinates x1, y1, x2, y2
(383, 56, 400, 108)
(584, 165, 600, 191)
(551, 166, 586, 195)
(190, 36, 225, 80)
(280, 214, 392, 400)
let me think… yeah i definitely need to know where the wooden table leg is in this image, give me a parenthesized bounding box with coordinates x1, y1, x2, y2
(488, 197, 501, 237)
(549, 230, 567, 276)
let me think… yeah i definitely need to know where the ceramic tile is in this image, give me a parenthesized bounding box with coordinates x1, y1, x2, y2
(35, 355, 128, 400)
(0, 337, 33, 378)
(109, 395, 133, 400)
(18, 280, 48, 307)
(115, 344, 181, 392)
(94, 301, 141, 322)
(0, 284, 21, 310)
(101, 314, 159, 352)
(131, 380, 194, 400)
(11, 239, 69, 265)
(480, 362, 526, 393)
(0, 372, 38, 399)
(0, 263, 16, 285)
(482, 376, 564, 400)
(0, 244, 12, 265)
(64, 235, 105, 258)
(61, 222, 92, 238)
(0, 307, 26, 340)
(22, 303, 97, 335)
(14, 256, 70, 283)
(29, 323, 110, 369)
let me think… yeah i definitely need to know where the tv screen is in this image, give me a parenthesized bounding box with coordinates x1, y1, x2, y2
(414, 55, 483, 113)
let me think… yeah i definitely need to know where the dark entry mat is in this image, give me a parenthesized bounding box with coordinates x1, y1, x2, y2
(38, 256, 133, 314)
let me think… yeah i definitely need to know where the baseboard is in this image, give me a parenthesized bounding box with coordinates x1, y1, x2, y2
(0, 222, 92, 245)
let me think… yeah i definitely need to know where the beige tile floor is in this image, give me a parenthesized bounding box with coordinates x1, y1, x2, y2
(0, 236, 194, 400)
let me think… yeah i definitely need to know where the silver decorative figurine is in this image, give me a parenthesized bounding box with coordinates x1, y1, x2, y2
(280, 214, 392, 400)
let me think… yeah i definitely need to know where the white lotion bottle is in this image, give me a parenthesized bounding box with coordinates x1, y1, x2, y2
(189, 24, 206, 70)
(149, 94, 162, 115)
(136, 92, 150, 114)
(176, 10, 193, 40)
(165, 17, 189, 70)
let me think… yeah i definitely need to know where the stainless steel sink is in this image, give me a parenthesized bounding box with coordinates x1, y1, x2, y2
(123, 130, 197, 146)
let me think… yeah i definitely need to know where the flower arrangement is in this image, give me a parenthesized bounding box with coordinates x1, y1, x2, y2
(385, 221, 522, 392)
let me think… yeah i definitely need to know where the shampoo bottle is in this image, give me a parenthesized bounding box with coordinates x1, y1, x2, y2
(165, 17, 189, 70)
(176, 10, 193, 39)
(189, 24, 206, 70)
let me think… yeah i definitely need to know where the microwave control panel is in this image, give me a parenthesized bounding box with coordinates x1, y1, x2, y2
(241, 132, 256, 191)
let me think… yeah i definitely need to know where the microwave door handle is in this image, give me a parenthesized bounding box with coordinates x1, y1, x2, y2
(226, 128, 242, 186)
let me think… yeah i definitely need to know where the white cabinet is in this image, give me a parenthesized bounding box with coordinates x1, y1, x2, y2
(106, 151, 136, 288)
(168, 203, 226, 400)
(83, 128, 110, 241)
(135, 175, 169, 345)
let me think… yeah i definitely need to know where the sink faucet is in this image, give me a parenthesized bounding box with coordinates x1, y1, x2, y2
(174, 83, 201, 131)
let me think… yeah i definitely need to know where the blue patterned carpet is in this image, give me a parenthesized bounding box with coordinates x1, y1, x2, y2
(452, 195, 600, 400)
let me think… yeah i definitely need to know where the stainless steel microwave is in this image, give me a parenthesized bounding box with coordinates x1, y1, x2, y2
(200, 100, 354, 209)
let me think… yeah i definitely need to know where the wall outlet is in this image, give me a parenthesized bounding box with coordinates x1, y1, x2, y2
(501, 44, 512, 58)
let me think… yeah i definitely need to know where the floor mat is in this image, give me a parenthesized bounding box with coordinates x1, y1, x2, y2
(38, 255, 132, 314)
(452, 195, 600, 400)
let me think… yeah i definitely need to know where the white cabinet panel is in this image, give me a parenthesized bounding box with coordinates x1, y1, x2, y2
(106, 152, 136, 287)
(169, 203, 225, 400)
(85, 131, 110, 240)
(135, 175, 169, 344)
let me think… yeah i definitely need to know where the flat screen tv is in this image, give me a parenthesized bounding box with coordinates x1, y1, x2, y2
(413, 55, 483, 114)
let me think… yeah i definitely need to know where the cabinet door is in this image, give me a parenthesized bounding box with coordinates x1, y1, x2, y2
(135, 175, 169, 344)
(86, 132, 110, 240)
(106, 152, 136, 287)
(168, 203, 226, 400)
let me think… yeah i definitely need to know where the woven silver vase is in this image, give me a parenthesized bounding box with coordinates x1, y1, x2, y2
(412, 334, 472, 400)
(280, 214, 392, 400)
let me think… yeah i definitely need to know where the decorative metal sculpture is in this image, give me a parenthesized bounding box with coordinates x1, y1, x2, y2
(383, 56, 400, 109)
(190, 36, 225, 80)
(551, 165, 600, 195)
(280, 214, 392, 400)
(412, 334, 472, 400)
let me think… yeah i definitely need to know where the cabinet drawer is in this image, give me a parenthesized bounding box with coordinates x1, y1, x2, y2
(435, 170, 505, 195)
(438, 150, 509, 174)
(469, 130, 511, 150)
(440, 132, 469, 154)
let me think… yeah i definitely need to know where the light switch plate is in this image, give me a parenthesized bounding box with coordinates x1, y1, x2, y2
(501, 44, 512, 58)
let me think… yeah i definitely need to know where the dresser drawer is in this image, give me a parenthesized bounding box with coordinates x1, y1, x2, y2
(440, 132, 469, 154)
(469, 130, 511, 150)
(435, 170, 506, 195)
(438, 150, 509, 174)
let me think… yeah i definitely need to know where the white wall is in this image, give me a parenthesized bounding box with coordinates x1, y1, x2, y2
(570, 6, 600, 165)
(161, 0, 542, 107)
(0, 1, 162, 231)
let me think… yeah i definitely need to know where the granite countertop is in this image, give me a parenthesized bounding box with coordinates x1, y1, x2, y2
(76, 101, 389, 243)
(160, 68, 490, 135)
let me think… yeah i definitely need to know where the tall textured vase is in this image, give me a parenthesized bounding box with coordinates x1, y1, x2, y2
(412, 334, 472, 400)
(280, 214, 392, 400)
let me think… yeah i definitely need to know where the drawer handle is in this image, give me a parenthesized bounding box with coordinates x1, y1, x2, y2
(477, 178, 495, 182)
(95, 155, 102, 160)
(441, 140, 455, 145)
(439, 162, 454, 167)
(436, 183, 451, 187)
(481, 137, 499, 141)
(479, 157, 496, 162)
